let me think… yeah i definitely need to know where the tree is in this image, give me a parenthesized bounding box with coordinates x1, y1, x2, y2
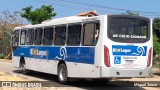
(153, 18, 160, 57)
(153, 35, 160, 56)
(153, 18, 160, 39)
(0, 10, 23, 55)
(20, 5, 57, 24)
(152, 18, 160, 68)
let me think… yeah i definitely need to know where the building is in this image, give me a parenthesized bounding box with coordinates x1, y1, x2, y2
(77, 11, 98, 17)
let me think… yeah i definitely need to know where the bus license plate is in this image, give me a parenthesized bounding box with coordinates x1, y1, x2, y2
(124, 60, 134, 68)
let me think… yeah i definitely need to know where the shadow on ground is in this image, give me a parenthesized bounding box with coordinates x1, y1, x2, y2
(12, 70, 145, 90)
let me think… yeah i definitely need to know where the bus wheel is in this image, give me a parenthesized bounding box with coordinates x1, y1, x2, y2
(58, 63, 68, 84)
(21, 61, 28, 75)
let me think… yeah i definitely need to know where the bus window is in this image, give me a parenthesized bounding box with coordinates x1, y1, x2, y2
(27, 29, 34, 45)
(43, 27, 54, 45)
(94, 23, 100, 44)
(13, 30, 19, 46)
(54, 26, 66, 45)
(82, 22, 100, 46)
(67, 24, 81, 46)
(20, 30, 27, 45)
(34, 28, 43, 45)
(108, 17, 149, 43)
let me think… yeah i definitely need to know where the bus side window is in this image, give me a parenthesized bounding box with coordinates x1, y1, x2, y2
(20, 30, 27, 45)
(94, 23, 100, 44)
(43, 27, 54, 45)
(13, 30, 19, 46)
(83, 22, 100, 46)
(54, 26, 66, 45)
(34, 28, 43, 45)
(27, 29, 34, 45)
(67, 24, 81, 46)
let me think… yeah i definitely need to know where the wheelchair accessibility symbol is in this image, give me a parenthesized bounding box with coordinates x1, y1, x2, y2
(114, 56, 121, 64)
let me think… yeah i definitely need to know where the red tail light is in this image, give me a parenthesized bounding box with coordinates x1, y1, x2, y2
(147, 47, 152, 67)
(104, 46, 110, 67)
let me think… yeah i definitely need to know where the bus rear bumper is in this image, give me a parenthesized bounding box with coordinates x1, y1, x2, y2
(100, 66, 152, 78)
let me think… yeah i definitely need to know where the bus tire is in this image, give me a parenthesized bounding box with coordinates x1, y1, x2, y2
(58, 63, 68, 84)
(21, 61, 28, 75)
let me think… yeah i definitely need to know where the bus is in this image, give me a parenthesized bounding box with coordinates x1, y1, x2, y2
(12, 14, 153, 84)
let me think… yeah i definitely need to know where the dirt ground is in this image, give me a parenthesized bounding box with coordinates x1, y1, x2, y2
(0, 59, 160, 90)
(0, 59, 12, 63)
(0, 71, 29, 81)
(0, 71, 79, 90)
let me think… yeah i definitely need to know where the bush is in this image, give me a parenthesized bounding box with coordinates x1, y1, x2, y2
(0, 53, 7, 59)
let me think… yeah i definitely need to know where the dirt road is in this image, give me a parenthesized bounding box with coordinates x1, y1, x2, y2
(0, 59, 160, 90)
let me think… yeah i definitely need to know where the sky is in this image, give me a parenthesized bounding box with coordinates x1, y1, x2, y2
(1, 0, 160, 24)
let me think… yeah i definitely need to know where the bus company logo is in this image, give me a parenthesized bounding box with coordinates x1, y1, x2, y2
(33, 49, 37, 56)
(55, 47, 67, 60)
(112, 48, 131, 53)
(131, 46, 146, 56)
(114, 48, 121, 52)
(112, 45, 147, 56)
(30, 48, 48, 57)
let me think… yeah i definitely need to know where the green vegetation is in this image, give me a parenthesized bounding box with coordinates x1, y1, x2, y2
(20, 5, 57, 24)
(0, 53, 7, 59)
(153, 18, 160, 68)
(153, 18, 160, 56)
(0, 10, 22, 55)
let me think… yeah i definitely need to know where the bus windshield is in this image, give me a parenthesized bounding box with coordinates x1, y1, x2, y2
(108, 15, 150, 43)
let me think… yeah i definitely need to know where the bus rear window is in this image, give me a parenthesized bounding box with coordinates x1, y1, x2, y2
(108, 16, 150, 43)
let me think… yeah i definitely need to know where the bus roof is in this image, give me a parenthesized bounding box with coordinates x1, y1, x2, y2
(14, 15, 100, 30)
(14, 14, 150, 30)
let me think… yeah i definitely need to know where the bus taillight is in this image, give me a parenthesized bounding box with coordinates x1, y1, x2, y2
(147, 47, 152, 67)
(104, 46, 110, 67)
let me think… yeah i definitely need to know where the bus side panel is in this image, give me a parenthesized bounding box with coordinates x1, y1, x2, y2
(65, 47, 98, 78)
(13, 46, 98, 78)
(25, 58, 57, 75)
(12, 56, 21, 68)
(67, 62, 98, 78)
(93, 15, 106, 78)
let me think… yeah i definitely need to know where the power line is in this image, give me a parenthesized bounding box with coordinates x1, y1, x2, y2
(57, 0, 160, 15)
(34, 0, 121, 14)
(34, 0, 86, 10)
(33, 0, 160, 17)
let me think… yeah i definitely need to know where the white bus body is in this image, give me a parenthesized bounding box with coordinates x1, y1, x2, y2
(12, 14, 152, 84)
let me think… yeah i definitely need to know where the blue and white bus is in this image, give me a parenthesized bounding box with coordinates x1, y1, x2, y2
(12, 14, 152, 84)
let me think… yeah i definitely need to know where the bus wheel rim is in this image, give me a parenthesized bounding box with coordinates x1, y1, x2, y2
(59, 67, 66, 81)
(22, 63, 26, 72)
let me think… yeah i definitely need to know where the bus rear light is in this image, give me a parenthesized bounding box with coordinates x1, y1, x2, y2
(147, 47, 152, 67)
(104, 46, 110, 67)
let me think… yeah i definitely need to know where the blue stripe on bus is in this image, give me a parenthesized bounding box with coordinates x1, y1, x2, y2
(13, 46, 95, 64)
(112, 45, 147, 56)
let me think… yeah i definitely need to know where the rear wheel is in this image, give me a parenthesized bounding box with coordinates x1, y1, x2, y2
(21, 61, 28, 74)
(58, 63, 68, 84)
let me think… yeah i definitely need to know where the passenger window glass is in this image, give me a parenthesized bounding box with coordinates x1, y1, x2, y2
(67, 24, 81, 45)
(13, 30, 19, 46)
(34, 28, 43, 45)
(27, 29, 34, 45)
(54, 26, 66, 45)
(43, 27, 54, 45)
(83, 22, 100, 46)
(20, 30, 27, 45)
